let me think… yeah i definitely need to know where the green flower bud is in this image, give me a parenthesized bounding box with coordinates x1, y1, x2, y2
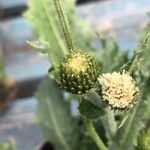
(58, 50, 99, 94)
(137, 128, 150, 150)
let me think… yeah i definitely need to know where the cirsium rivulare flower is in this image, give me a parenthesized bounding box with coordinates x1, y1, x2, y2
(98, 71, 139, 109)
(58, 50, 99, 94)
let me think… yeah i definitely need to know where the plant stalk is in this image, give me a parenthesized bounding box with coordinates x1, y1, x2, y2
(53, 0, 75, 51)
(84, 119, 107, 150)
(106, 107, 117, 136)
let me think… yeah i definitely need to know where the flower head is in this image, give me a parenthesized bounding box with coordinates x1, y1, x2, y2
(58, 50, 99, 94)
(98, 71, 139, 109)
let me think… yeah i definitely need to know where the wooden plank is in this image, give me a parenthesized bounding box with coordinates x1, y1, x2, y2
(0, 5, 27, 20)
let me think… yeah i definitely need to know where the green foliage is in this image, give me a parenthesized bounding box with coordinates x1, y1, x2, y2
(26, 39, 49, 54)
(79, 99, 105, 120)
(137, 128, 150, 150)
(140, 15, 150, 76)
(35, 78, 99, 150)
(122, 34, 150, 76)
(35, 78, 80, 150)
(0, 141, 15, 150)
(109, 97, 147, 150)
(95, 34, 129, 73)
(108, 34, 150, 150)
(25, 0, 150, 149)
(25, 0, 91, 66)
(25, 0, 70, 65)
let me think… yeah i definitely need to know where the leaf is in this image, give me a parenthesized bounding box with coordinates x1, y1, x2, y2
(78, 99, 105, 120)
(25, 0, 70, 65)
(35, 78, 80, 150)
(109, 95, 150, 150)
(97, 33, 129, 73)
(26, 39, 49, 54)
(78, 89, 105, 120)
(86, 89, 103, 108)
(120, 33, 150, 75)
(109, 32, 150, 150)
(25, 0, 93, 66)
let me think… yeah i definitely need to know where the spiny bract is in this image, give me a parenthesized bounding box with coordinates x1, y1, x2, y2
(58, 50, 99, 94)
(98, 71, 139, 110)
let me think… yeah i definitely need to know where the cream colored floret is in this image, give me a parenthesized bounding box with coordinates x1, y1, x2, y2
(98, 71, 139, 109)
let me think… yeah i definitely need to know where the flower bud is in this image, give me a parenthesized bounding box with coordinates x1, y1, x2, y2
(58, 50, 99, 94)
(98, 71, 139, 109)
(137, 128, 150, 150)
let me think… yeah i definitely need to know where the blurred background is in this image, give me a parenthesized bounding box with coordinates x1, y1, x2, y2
(0, 0, 150, 149)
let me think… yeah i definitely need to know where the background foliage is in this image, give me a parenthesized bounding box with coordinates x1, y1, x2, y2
(25, 0, 150, 149)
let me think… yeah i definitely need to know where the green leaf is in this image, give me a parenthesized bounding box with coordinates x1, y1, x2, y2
(35, 78, 80, 150)
(97, 33, 129, 73)
(79, 99, 105, 120)
(25, 0, 95, 66)
(120, 33, 150, 75)
(26, 39, 49, 54)
(86, 89, 103, 108)
(109, 96, 150, 150)
(25, 0, 70, 65)
(108, 32, 150, 150)
(108, 31, 150, 150)
(25, 0, 93, 66)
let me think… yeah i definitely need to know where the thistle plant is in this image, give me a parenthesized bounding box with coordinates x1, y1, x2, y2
(25, 0, 150, 149)
(98, 71, 139, 110)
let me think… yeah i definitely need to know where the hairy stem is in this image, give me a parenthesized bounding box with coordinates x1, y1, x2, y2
(106, 107, 117, 136)
(101, 108, 117, 145)
(53, 0, 75, 51)
(84, 119, 107, 150)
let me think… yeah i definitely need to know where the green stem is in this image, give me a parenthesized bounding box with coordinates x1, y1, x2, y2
(84, 119, 107, 150)
(53, 0, 75, 51)
(102, 107, 117, 143)
(106, 107, 117, 136)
